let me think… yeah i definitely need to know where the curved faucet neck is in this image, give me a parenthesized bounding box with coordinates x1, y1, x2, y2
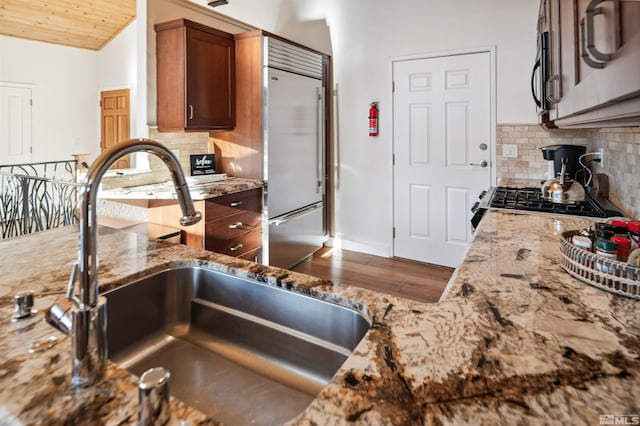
(76, 138, 201, 307)
(64, 138, 201, 388)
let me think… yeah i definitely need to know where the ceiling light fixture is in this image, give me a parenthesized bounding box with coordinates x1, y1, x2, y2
(208, 0, 228, 7)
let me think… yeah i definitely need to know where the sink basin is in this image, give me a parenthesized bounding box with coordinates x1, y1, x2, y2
(104, 266, 371, 425)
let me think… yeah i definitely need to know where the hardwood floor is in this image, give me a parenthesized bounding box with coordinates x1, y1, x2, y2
(291, 247, 453, 303)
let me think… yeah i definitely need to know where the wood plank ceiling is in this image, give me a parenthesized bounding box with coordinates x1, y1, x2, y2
(0, 0, 136, 50)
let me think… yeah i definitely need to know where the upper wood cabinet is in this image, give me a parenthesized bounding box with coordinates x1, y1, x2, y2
(155, 19, 236, 132)
(538, 0, 640, 128)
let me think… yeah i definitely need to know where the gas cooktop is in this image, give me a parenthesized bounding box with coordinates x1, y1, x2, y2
(487, 186, 623, 218)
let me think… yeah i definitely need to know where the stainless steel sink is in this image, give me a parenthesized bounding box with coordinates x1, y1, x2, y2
(104, 266, 371, 425)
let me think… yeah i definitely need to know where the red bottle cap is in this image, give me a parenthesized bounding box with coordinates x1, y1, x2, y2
(628, 221, 640, 233)
(611, 236, 631, 248)
(610, 219, 628, 229)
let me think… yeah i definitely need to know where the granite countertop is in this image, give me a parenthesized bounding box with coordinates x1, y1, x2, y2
(0, 210, 638, 425)
(99, 176, 263, 201)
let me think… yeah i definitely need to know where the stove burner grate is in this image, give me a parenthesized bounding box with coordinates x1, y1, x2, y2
(489, 187, 607, 217)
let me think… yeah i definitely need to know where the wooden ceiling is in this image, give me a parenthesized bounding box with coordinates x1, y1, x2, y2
(0, 0, 136, 50)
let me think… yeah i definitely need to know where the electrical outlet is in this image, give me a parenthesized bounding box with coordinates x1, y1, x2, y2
(503, 144, 518, 158)
(598, 148, 605, 168)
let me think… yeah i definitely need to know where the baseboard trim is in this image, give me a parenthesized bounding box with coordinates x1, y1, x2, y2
(325, 236, 392, 258)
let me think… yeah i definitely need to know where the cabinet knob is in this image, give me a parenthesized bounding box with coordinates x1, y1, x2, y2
(229, 222, 244, 229)
(230, 201, 243, 207)
(229, 244, 244, 252)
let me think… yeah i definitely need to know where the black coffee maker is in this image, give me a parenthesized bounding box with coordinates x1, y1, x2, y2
(540, 144, 587, 183)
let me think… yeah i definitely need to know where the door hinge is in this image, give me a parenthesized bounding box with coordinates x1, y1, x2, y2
(30, 146, 33, 154)
(393, 227, 396, 238)
(99, 100, 102, 107)
(392, 81, 395, 92)
(392, 154, 395, 166)
(29, 99, 33, 106)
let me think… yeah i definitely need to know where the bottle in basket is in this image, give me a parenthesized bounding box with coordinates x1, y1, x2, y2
(628, 220, 640, 249)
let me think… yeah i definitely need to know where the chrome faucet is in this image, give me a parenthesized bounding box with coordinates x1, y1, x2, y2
(52, 139, 201, 388)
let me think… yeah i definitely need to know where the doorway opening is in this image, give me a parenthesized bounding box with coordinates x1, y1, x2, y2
(0, 84, 33, 165)
(100, 88, 131, 169)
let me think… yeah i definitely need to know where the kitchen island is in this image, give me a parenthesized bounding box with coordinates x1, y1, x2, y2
(0, 210, 638, 424)
(99, 177, 264, 258)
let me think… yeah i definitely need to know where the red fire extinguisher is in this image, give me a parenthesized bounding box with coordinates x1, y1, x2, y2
(368, 102, 379, 137)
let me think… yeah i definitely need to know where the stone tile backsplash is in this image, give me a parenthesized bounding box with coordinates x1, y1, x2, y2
(100, 128, 210, 189)
(497, 124, 640, 219)
(145, 127, 210, 181)
(97, 128, 210, 224)
(496, 124, 593, 181)
(592, 128, 640, 219)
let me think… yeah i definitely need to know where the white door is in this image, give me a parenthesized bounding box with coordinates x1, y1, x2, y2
(393, 52, 491, 268)
(0, 86, 32, 165)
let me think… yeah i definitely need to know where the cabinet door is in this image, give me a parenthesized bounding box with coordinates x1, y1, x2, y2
(205, 211, 261, 240)
(557, 0, 640, 120)
(185, 27, 235, 130)
(204, 188, 262, 219)
(204, 227, 262, 257)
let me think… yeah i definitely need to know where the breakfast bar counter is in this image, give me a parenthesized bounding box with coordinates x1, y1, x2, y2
(0, 209, 638, 424)
(99, 176, 263, 201)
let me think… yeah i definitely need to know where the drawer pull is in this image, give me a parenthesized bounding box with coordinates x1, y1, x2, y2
(230, 201, 243, 207)
(229, 243, 244, 252)
(229, 222, 244, 229)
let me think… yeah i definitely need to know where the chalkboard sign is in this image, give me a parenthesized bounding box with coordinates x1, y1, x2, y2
(190, 154, 216, 176)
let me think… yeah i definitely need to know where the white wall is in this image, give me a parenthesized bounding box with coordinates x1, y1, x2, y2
(0, 35, 99, 162)
(329, 0, 540, 256)
(0, 20, 140, 165)
(192, 0, 333, 54)
(208, 0, 540, 257)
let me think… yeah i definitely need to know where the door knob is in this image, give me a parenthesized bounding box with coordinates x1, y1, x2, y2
(469, 160, 488, 168)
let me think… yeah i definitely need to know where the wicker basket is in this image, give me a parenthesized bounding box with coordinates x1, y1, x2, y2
(560, 230, 640, 300)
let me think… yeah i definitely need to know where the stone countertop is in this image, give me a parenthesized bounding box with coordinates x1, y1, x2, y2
(0, 210, 638, 425)
(98, 176, 263, 201)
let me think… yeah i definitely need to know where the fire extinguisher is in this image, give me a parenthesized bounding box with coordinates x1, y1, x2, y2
(368, 102, 379, 137)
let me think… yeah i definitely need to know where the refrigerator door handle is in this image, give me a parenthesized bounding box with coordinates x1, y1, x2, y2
(269, 203, 323, 227)
(317, 87, 324, 195)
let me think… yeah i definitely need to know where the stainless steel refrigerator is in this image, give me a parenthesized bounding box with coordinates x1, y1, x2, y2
(265, 38, 326, 269)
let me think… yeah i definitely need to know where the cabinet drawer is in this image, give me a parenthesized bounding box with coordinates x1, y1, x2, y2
(205, 228, 261, 257)
(237, 247, 262, 263)
(205, 188, 262, 219)
(205, 210, 261, 240)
